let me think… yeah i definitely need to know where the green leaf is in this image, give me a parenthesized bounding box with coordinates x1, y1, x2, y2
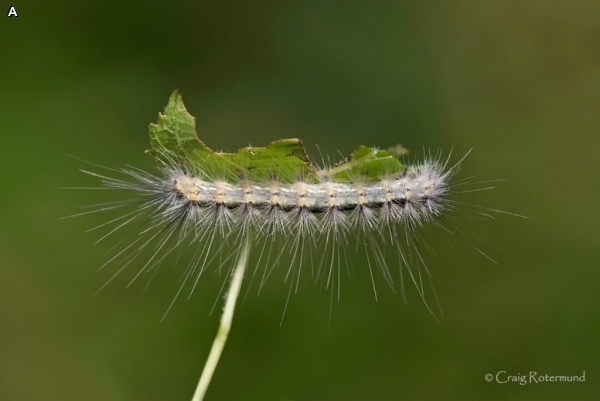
(147, 91, 405, 183)
(323, 146, 405, 182)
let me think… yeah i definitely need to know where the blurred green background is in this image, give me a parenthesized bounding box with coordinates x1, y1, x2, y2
(1, 2, 599, 400)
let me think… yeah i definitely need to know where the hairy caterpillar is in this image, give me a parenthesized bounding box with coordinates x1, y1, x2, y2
(91, 151, 453, 307)
(68, 91, 517, 401)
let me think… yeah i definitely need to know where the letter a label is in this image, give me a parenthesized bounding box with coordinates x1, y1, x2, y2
(8, 7, 18, 17)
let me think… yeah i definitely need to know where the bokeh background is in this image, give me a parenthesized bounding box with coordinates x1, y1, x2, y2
(1, 2, 599, 400)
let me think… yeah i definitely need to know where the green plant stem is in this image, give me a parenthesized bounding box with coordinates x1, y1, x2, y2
(191, 235, 251, 401)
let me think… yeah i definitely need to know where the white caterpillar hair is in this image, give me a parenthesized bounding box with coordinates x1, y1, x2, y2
(69, 145, 489, 323)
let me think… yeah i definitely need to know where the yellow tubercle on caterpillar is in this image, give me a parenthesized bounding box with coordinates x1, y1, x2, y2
(380, 180, 393, 202)
(353, 183, 367, 205)
(269, 183, 281, 206)
(214, 181, 228, 204)
(292, 181, 312, 208)
(240, 181, 255, 204)
(323, 182, 338, 207)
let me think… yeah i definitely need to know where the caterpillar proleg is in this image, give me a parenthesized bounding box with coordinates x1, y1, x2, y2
(68, 91, 515, 401)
